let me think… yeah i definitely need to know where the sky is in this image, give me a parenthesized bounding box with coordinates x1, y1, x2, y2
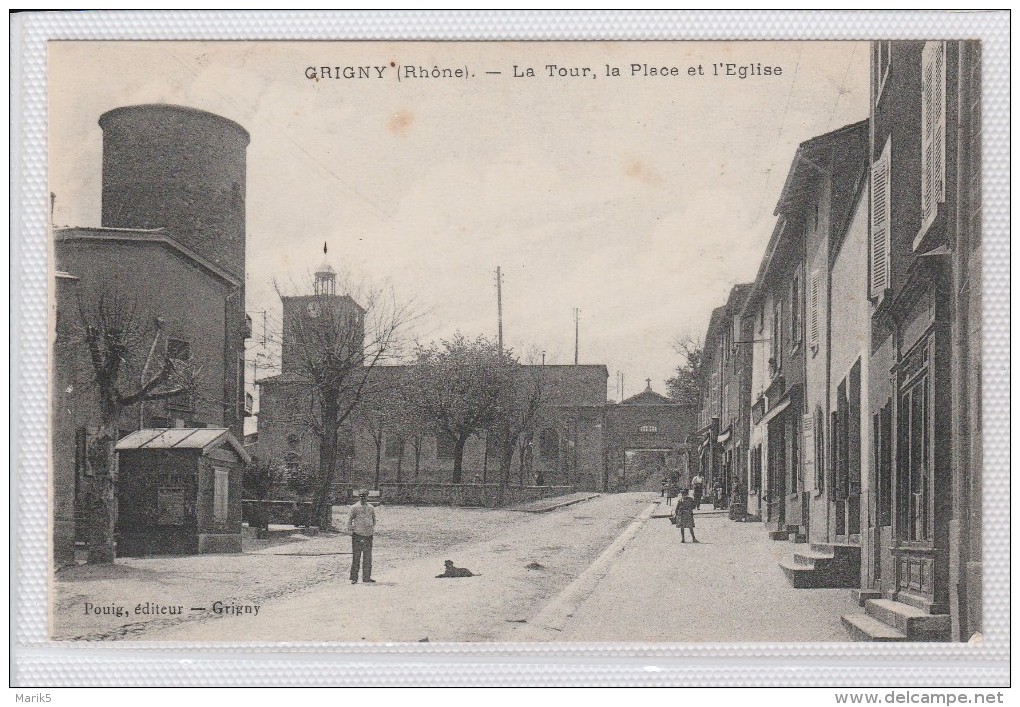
(49, 41, 869, 405)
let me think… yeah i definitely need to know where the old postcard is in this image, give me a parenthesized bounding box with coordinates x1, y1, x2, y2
(45, 38, 986, 646)
(40, 34, 994, 657)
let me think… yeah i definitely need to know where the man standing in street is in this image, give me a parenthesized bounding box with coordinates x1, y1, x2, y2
(348, 490, 377, 584)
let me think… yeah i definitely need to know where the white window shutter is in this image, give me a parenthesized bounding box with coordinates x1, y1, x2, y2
(933, 41, 947, 209)
(803, 413, 815, 473)
(809, 270, 820, 349)
(921, 41, 947, 228)
(921, 42, 935, 222)
(870, 139, 891, 298)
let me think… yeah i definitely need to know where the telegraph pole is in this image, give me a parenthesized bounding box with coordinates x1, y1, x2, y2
(496, 266, 504, 351)
(574, 307, 580, 365)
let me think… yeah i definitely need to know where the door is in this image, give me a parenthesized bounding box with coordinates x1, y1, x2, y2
(892, 333, 949, 612)
(767, 420, 786, 525)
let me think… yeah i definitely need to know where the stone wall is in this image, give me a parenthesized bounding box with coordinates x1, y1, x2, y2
(337, 483, 574, 509)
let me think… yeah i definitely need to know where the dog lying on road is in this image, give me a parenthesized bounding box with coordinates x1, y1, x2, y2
(435, 560, 479, 578)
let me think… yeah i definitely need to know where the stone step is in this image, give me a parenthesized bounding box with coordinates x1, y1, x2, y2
(779, 558, 858, 589)
(810, 542, 858, 554)
(841, 613, 908, 642)
(788, 531, 808, 543)
(865, 599, 952, 641)
(793, 548, 835, 566)
(768, 530, 789, 541)
(850, 588, 883, 606)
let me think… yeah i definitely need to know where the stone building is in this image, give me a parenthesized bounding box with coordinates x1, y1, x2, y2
(758, 119, 871, 550)
(52, 105, 251, 566)
(695, 41, 983, 643)
(695, 284, 753, 507)
(840, 40, 982, 642)
(741, 210, 807, 531)
(604, 383, 697, 491)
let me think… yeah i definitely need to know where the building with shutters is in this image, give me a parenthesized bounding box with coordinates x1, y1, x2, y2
(766, 120, 870, 549)
(838, 40, 982, 642)
(695, 284, 753, 509)
(718, 42, 982, 642)
(741, 207, 808, 532)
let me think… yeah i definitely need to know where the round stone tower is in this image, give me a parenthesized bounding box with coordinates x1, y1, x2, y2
(98, 104, 250, 279)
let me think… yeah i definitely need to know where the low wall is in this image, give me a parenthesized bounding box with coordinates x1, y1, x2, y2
(241, 499, 315, 528)
(372, 483, 573, 508)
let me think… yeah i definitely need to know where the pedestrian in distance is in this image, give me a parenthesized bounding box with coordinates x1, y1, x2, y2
(666, 478, 681, 507)
(674, 491, 699, 543)
(691, 472, 705, 509)
(348, 490, 377, 584)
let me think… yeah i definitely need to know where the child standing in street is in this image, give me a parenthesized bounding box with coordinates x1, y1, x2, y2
(675, 491, 699, 543)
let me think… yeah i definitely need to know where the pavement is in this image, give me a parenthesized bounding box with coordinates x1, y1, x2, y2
(510, 495, 863, 642)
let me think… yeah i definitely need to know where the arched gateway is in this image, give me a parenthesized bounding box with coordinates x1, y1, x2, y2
(603, 380, 698, 491)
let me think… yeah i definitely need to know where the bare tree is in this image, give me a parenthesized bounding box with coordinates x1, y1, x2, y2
(666, 334, 704, 406)
(406, 334, 518, 482)
(270, 275, 416, 527)
(488, 366, 547, 502)
(74, 288, 199, 563)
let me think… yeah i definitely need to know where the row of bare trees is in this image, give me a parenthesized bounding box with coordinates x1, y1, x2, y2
(65, 269, 555, 553)
(306, 334, 550, 527)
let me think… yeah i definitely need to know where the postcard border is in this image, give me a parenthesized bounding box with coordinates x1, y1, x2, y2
(12, 10, 1010, 686)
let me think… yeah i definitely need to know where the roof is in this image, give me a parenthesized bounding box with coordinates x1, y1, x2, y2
(55, 227, 240, 287)
(99, 104, 250, 144)
(774, 120, 869, 217)
(116, 428, 250, 463)
(621, 387, 676, 406)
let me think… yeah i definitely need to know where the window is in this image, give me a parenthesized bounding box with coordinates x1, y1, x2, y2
(809, 270, 821, 352)
(814, 407, 826, 492)
(920, 41, 947, 237)
(803, 412, 815, 490)
(638, 424, 658, 434)
(898, 344, 931, 542)
(870, 139, 892, 299)
(283, 459, 299, 481)
(874, 401, 893, 527)
(287, 433, 300, 450)
(770, 299, 783, 374)
(435, 434, 456, 460)
(213, 467, 229, 524)
(758, 304, 765, 334)
(750, 445, 762, 494)
(790, 272, 803, 347)
(236, 352, 245, 420)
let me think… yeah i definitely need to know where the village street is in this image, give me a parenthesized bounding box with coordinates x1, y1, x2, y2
(55, 491, 861, 643)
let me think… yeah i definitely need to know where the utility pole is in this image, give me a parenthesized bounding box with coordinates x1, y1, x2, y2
(496, 266, 504, 351)
(574, 307, 580, 365)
